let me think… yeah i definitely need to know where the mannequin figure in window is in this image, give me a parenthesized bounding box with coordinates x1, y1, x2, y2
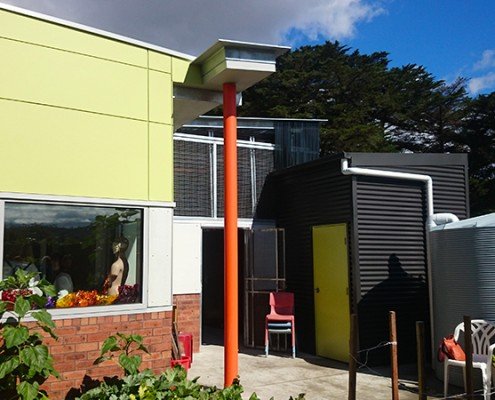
(106, 237, 129, 296)
(54, 254, 74, 293)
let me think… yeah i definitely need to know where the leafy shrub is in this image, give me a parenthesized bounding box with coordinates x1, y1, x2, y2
(0, 270, 59, 400)
(80, 331, 305, 400)
(94, 332, 149, 376)
(78, 366, 304, 400)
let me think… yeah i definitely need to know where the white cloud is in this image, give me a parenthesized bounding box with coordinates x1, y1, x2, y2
(283, 0, 384, 43)
(468, 72, 495, 94)
(1, 0, 384, 55)
(468, 49, 495, 94)
(473, 49, 495, 71)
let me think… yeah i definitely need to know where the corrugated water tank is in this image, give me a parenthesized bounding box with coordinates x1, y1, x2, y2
(430, 213, 495, 381)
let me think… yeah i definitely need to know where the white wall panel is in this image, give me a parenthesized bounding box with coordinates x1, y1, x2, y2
(147, 207, 173, 306)
(172, 222, 202, 294)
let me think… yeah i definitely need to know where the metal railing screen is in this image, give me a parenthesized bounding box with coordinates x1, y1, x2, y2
(174, 140, 211, 216)
(174, 137, 274, 218)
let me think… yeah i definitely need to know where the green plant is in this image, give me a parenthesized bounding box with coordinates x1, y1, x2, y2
(94, 332, 150, 376)
(81, 331, 305, 399)
(78, 366, 305, 400)
(78, 366, 244, 400)
(0, 269, 59, 400)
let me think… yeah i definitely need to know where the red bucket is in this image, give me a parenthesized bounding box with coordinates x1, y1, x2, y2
(170, 355, 190, 370)
(178, 333, 193, 364)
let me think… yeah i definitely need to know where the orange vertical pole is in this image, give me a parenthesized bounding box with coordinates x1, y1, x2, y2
(223, 82, 238, 387)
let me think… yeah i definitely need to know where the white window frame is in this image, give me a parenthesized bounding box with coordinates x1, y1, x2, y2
(0, 192, 174, 318)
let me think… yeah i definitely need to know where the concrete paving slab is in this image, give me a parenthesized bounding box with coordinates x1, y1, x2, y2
(188, 344, 451, 400)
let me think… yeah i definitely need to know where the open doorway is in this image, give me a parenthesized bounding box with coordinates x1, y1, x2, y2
(244, 228, 286, 348)
(201, 228, 246, 345)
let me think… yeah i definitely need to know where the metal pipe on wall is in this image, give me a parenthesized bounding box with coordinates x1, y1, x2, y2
(341, 159, 458, 228)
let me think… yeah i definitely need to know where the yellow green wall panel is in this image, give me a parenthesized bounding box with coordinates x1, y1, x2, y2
(0, 9, 147, 67)
(149, 70, 172, 124)
(149, 51, 172, 73)
(172, 58, 202, 85)
(149, 123, 173, 201)
(201, 48, 226, 81)
(0, 99, 149, 200)
(1, 38, 148, 120)
(0, 8, 179, 202)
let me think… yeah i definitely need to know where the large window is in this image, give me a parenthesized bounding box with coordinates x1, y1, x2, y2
(2, 202, 143, 308)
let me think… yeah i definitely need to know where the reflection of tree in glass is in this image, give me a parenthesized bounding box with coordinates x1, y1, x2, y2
(82, 210, 138, 289)
(83, 210, 138, 253)
(4, 224, 57, 265)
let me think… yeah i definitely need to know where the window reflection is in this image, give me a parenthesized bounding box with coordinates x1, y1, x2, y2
(2, 202, 143, 307)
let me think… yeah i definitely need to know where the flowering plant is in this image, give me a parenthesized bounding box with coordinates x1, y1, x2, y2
(114, 284, 140, 304)
(56, 290, 118, 308)
(97, 293, 118, 305)
(0, 269, 56, 309)
(0, 269, 59, 399)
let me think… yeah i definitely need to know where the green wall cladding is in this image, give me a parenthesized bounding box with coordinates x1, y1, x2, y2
(0, 8, 194, 202)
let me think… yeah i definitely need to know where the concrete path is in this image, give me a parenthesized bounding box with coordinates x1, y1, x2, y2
(188, 344, 449, 400)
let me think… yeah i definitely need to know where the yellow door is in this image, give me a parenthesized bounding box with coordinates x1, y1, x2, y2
(312, 223, 350, 362)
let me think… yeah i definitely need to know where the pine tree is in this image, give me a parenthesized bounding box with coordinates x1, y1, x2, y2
(460, 93, 495, 215)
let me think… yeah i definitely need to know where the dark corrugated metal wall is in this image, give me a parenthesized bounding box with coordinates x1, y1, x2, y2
(355, 178, 428, 363)
(257, 154, 469, 360)
(256, 158, 353, 353)
(355, 164, 469, 217)
(353, 160, 468, 363)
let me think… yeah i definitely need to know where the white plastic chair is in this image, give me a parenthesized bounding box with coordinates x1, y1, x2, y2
(444, 319, 495, 400)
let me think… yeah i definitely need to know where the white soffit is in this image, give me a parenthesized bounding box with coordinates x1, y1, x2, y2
(173, 86, 242, 129)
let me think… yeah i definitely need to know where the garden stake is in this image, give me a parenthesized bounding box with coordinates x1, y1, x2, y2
(389, 311, 399, 400)
(464, 315, 473, 399)
(416, 321, 426, 400)
(348, 313, 358, 400)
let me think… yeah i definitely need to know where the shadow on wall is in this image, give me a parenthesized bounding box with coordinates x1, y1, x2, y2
(358, 254, 429, 365)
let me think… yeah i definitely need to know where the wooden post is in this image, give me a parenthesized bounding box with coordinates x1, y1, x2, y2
(389, 311, 399, 400)
(348, 313, 358, 400)
(416, 321, 426, 400)
(464, 315, 473, 399)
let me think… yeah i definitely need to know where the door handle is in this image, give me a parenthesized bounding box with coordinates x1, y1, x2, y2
(315, 287, 320, 293)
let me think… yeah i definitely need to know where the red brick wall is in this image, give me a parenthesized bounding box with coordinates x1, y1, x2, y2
(173, 293, 201, 352)
(35, 311, 172, 400)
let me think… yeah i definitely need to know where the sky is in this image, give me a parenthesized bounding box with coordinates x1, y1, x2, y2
(2, 0, 495, 95)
